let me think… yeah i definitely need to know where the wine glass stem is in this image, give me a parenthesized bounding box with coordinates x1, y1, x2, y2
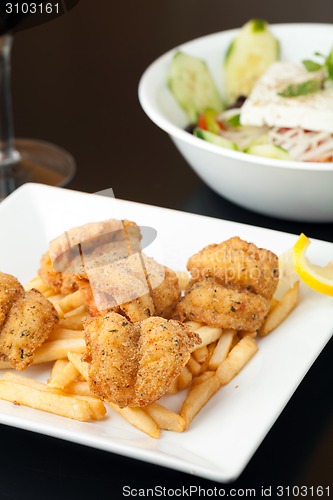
(0, 34, 19, 167)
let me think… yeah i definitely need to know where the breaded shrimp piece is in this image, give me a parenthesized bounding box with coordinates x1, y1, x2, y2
(175, 278, 270, 331)
(118, 294, 155, 323)
(75, 271, 155, 321)
(84, 312, 140, 408)
(84, 314, 200, 408)
(0, 272, 24, 329)
(112, 254, 180, 318)
(150, 267, 180, 318)
(77, 253, 155, 320)
(49, 219, 141, 274)
(187, 236, 279, 300)
(39, 219, 142, 293)
(134, 317, 200, 407)
(41, 217, 180, 322)
(75, 254, 180, 321)
(0, 289, 59, 370)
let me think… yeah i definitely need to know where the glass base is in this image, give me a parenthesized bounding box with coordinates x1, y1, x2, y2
(0, 138, 76, 201)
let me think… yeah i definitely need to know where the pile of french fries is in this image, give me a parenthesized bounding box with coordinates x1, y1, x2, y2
(0, 272, 299, 439)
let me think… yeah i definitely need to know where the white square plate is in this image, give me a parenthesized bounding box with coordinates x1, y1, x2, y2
(0, 183, 332, 482)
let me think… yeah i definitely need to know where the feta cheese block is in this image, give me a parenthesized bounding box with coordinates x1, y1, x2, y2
(240, 61, 333, 133)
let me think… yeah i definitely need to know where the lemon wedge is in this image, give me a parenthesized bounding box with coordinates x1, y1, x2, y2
(292, 233, 333, 296)
(273, 248, 298, 300)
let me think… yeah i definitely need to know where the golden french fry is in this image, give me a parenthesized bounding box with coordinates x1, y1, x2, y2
(48, 293, 66, 304)
(33, 338, 86, 364)
(50, 359, 69, 381)
(1, 371, 45, 387)
(259, 282, 299, 336)
(108, 402, 160, 439)
(48, 361, 80, 390)
(57, 290, 83, 313)
(239, 331, 257, 339)
(230, 333, 241, 350)
(0, 379, 93, 421)
(186, 355, 202, 376)
(24, 275, 40, 290)
(198, 341, 216, 374)
(192, 345, 208, 363)
(48, 328, 84, 341)
(64, 304, 87, 318)
(73, 395, 106, 420)
(177, 366, 192, 391)
(207, 340, 217, 357)
(58, 313, 86, 330)
(194, 325, 222, 348)
(47, 296, 66, 318)
(184, 321, 203, 332)
(166, 378, 179, 395)
(52, 303, 65, 319)
(209, 329, 235, 370)
(180, 375, 220, 430)
(145, 402, 185, 432)
(67, 351, 89, 381)
(191, 370, 215, 389)
(1, 339, 85, 369)
(217, 336, 258, 386)
(176, 271, 190, 291)
(1, 371, 105, 420)
(25, 276, 50, 293)
(65, 381, 96, 398)
(269, 297, 279, 311)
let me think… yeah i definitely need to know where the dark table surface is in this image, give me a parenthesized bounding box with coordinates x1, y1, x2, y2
(2, 0, 333, 498)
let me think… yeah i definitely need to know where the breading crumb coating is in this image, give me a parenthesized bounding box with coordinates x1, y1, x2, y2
(84, 312, 140, 408)
(0, 272, 24, 329)
(187, 236, 279, 300)
(84, 313, 200, 408)
(134, 316, 200, 407)
(175, 278, 270, 331)
(0, 288, 58, 370)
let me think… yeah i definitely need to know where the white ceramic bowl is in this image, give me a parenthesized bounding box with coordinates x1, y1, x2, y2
(139, 23, 333, 222)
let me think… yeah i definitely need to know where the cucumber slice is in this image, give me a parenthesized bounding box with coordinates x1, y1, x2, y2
(167, 52, 223, 123)
(248, 133, 270, 146)
(194, 128, 238, 150)
(245, 144, 291, 160)
(224, 19, 280, 104)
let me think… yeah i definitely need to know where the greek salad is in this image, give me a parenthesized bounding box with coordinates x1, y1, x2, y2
(167, 19, 333, 163)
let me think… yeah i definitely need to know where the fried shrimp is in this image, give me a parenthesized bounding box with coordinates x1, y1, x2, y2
(187, 236, 279, 300)
(135, 316, 200, 407)
(71, 252, 180, 321)
(0, 288, 58, 370)
(0, 272, 24, 329)
(84, 312, 140, 408)
(149, 266, 180, 318)
(39, 220, 180, 322)
(175, 278, 270, 331)
(38, 219, 141, 293)
(49, 219, 141, 272)
(176, 237, 278, 332)
(84, 313, 200, 408)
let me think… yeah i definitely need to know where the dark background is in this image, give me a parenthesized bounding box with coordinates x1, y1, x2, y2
(1, 0, 332, 497)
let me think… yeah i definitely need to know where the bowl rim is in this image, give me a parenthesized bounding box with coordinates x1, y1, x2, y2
(138, 22, 333, 173)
